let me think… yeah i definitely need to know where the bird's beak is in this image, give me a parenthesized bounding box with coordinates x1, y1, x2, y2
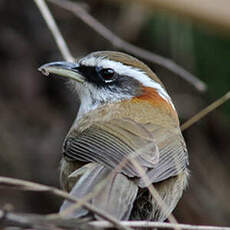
(38, 61, 84, 83)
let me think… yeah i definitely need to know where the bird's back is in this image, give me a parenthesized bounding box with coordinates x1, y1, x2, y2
(60, 100, 188, 221)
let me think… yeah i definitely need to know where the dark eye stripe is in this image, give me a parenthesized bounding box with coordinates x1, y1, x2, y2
(77, 65, 118, 86)
(77, 65, 102, 86)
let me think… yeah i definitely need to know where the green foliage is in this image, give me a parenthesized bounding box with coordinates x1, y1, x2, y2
(194, 30, 230, 105)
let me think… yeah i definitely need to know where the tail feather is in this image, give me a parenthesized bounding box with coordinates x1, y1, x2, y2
(60, 163, 138, 220)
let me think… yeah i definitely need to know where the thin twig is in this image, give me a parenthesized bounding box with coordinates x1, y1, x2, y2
(0, 209, 94, 230)
(0, 176, 131, 230)
(47, 0, 206, 92)
(34, 0, 74, 62)
(129, 157, 180, 230)
(2, 209, 230, 230)
(181, 91, 230, 131)
(91, 220, 230, 230)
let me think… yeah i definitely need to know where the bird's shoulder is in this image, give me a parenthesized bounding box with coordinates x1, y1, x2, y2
(70, 99, 180, 136)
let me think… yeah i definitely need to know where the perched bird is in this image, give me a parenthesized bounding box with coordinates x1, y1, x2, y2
(39, 51, 189, 221)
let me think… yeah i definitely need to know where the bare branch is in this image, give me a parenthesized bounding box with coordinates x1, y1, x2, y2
(0, 209, 94, 230)
(2, 209, 230, 230)
(34, 0, 74, 62)
(0, 176, 131, 230)
(91, 220, 230, 230)
(181, 91, 230, 131)
(47, 0, 206, 92)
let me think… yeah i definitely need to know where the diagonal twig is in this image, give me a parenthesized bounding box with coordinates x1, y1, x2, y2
(0, 209, 94, 230)
(0, 176, 131, 230)
(181, 91, 230, 131)
(46, 0, 206, 92)
(34, 0, 74, 62)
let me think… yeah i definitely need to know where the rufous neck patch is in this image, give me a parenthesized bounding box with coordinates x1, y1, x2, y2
(134, 86, 177, 116)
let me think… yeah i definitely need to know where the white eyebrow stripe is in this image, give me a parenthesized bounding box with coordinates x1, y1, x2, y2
(80, 56, 176, 111)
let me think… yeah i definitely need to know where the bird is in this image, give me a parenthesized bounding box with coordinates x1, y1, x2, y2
(38, 51, 189, 222)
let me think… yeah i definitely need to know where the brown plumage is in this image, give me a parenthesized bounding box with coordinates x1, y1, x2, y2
(39, 51, 189, 222)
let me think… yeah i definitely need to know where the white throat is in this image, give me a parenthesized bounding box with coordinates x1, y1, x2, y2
(74, 82, 132, 120)
(77, 88, 99, 120)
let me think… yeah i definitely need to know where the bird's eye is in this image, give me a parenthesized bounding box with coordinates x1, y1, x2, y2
(99, 68, 116, 83)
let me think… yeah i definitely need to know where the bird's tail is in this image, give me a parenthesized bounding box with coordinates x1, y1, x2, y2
(59, 163, 138, 220)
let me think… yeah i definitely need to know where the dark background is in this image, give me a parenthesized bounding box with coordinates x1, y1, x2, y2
(0, 0, 230, 226)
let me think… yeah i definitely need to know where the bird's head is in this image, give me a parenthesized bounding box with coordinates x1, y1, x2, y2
(39, 51, 176, 118)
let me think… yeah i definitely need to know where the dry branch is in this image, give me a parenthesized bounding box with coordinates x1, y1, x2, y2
(1, 208, 230, 230)
(181, 91, 230, 131)
(0, 209, 95, 230)
(91, 220, 230, 230)
(46, 0, 206, 92)
(34, 0, 74, 62)
(0, 176, 131, 230)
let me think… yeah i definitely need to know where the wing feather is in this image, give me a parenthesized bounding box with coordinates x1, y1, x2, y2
(60, 163, 138, 220)
(64, 118, 188, 186)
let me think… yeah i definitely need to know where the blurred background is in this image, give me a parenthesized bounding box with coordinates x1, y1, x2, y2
(0, 0, 230, 226)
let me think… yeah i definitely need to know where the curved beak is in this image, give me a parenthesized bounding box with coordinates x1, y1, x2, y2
(38, 61, 84, 83)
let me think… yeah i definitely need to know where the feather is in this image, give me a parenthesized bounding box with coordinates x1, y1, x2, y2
(64, 118, 188, 185)
(64, 118, 160, 177)
(60, 163, 138, 220)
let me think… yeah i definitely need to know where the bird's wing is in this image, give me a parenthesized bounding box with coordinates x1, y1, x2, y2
(64, 118, 159, 178)
(137, 124, 188, 187)
(61, 118, 188, 219)
(60, 163, 138, 220)
(63, 118, 188, 185)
